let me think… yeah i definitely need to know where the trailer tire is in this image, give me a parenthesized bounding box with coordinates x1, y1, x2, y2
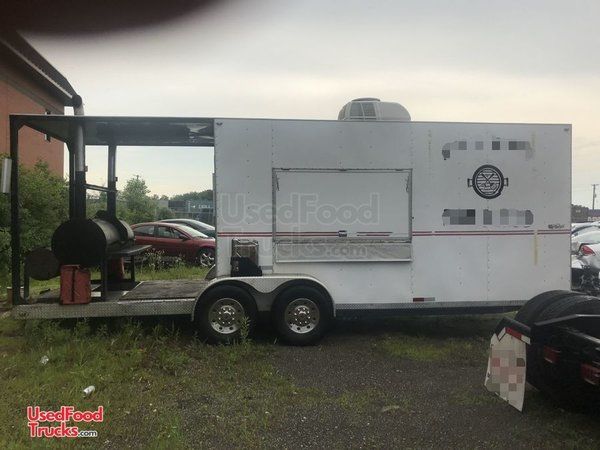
(529, 294, 600, 410)
(273, 286, 332, 346)
(196, 285, 257, 344)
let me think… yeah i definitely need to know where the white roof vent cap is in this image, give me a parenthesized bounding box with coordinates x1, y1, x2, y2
(338, 98, 411, 122)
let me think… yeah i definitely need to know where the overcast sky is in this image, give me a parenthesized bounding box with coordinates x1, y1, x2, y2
(27, 0, 600, 206)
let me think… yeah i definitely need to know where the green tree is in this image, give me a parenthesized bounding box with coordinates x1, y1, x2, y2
(572, 204, 589, 223)
(0, 160, 68, 284)
(86, 191, 107, 218)
(156, 207, 174, 220)
(118, 175, 156, 224)
(170, 190, 212, 202)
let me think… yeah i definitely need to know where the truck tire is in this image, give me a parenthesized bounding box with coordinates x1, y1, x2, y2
(519, 291, 583, 389)
(536, 294, 600, 322)
(273, 286, 332, 346)
(196, 285, 257, 344)
(515, 290, 576, 325)
(529, 294, 600, 410)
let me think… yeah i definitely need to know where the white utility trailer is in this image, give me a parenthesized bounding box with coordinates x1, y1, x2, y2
(8, 99, 572, 346)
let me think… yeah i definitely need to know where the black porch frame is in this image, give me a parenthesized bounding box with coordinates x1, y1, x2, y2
(8, 114, 214, 305)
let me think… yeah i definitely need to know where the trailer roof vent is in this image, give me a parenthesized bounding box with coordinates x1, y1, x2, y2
(338, 98, 411, 122)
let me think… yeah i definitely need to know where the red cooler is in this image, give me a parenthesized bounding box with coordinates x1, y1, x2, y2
(60, 265, 92, 305)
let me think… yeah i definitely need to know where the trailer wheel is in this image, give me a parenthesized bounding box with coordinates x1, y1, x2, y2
(196, 285, 257, 344)
(273, 286, 332, 346)
(530, 294, 600, 410)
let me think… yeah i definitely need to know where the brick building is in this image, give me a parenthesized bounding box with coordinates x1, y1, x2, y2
(0, 31, 80, 175)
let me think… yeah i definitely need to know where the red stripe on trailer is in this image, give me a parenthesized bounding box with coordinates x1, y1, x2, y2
(218, 232, 272, 237)
(218, 233, 271, 235)
(414, 232, 533, 236)
(357, 232, 393, 236)
(218, 231, 271, 234)
(412, 229, 570, 237)
(218, 229, 572, 238)
(275, 232, 339, 237)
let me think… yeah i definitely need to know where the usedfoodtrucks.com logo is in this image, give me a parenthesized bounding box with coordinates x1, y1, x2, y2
(27, 406, 102, 438)
(219, 193, 381, 226)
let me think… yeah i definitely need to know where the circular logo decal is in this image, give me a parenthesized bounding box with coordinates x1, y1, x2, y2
(469, 165, 507, 199)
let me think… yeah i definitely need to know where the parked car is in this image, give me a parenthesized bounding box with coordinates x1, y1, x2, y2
(159, 218, 215, 238)
(572, 242, 600, 294)
(571, 222, 600, 237)
(571, 229, 600, 253)
(132, 222, 215, 266)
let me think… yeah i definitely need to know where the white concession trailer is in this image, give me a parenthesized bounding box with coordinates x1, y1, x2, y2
(214, 109, 572, 323)
(8, 99, 572, 346)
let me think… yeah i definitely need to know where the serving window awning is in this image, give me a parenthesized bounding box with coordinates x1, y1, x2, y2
(10, 114, 215, 147)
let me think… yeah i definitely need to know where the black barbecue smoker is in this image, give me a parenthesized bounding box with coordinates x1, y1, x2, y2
(5, 114, 214, 307)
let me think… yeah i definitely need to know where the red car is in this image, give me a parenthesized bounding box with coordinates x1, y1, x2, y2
(131, 222, 215, 267)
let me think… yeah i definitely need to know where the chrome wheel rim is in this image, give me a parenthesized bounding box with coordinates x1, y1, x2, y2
(199, 251, 215, 267)
(208, 298, 244, 334)
(285, 298, 320, 334)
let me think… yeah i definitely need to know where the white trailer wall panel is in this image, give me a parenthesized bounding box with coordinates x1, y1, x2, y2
(215, 119, 571, 309)
(214, 120, 274, 276)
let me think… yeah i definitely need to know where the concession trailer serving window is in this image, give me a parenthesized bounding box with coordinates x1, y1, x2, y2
(272, 168, 412, 263)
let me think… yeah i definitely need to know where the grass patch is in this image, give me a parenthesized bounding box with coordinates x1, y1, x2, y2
(135, 265, 209, 281)
(448, 389, 503, 407)
(378, 334, 488, 364)
(0, 316, 323, 448)
(369, 315, 498, 365)
(338, 388, 381, 412)
(0, 318, 191, 448)
(379, 315, 503, 339)
(515, 391, 600, 448)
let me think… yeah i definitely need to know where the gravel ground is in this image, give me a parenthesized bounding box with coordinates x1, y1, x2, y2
(261, 318, 600, 449)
